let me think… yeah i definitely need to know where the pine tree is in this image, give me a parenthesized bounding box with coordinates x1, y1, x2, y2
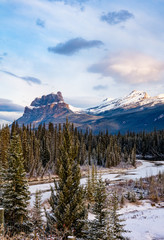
(86, 177, 108, 240)
(2, 133, 31, 234)
(46, 120, 86, 238)
(32, 190, 43, 234)
(0, 165, 3, 206)
(0, 125, 10, 169)
(109, 192, 127, 240)
(131, 145, 136, 168)
(86, 166, 92, 202)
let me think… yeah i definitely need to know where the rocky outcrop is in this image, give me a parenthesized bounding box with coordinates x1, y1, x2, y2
(31, 92, 64, 107)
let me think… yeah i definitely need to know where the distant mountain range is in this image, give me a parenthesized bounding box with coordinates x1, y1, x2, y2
(16, 90, 164, 133)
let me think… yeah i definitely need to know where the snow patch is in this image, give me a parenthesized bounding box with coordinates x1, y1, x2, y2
(154, 114, 164, 121)
(69, 105, 85, 114)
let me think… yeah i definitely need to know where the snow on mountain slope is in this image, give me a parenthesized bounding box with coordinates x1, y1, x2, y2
(24, 91, 164, 117)
(68, 105, 85, 114)
(86, 90, 164, 114)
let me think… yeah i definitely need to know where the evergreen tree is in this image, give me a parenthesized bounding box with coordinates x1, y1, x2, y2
(86, 177, 109, 240)
(46, 120, 86, 238)
(0, 165, 3, 206)
(131, 145, 136, 168)
(2, 133, 31, 234)
(0, 125, 10, 169)
(109, 192, 127, 240)
(86, 166, 92, 202)
(32, 190, 43, 234)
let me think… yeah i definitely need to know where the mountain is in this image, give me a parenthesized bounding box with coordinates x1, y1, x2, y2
(17, 92, 101, 128)
(16, 90, 164, 133)
(86, 90, 164, 114)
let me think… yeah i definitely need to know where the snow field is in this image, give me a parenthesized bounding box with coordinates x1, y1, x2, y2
(120, 201, 164, 240)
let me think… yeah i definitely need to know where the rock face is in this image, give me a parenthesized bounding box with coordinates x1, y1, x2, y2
(16, 91, 164, 133)
(31, 92, 64, 107)
(17, 92, 100, 128)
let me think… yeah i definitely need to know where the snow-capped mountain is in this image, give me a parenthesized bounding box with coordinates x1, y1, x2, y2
(16, 90, 164, 134)
(86, 90, 164, 114)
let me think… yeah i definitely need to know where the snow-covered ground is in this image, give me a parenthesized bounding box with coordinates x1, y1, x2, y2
(120, 201, 164, 240)
(29, 160, 164, 205)
(88, 200, 164, 240)
(29, 160, 164, 239)
(102, 160, 164, 181)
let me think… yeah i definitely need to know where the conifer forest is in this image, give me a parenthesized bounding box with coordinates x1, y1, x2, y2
(0, 121, 164, 239)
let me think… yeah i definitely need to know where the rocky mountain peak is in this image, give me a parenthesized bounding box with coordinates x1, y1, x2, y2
(128, 90, 149, 99)
(31, 92, 64, 107)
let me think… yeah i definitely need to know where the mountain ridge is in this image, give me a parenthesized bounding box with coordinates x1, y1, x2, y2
(16, 90, 164, 133)
(86, 90, 164, 114)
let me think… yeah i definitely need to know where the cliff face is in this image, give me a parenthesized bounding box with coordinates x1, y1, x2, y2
(31, 91, 64, 107)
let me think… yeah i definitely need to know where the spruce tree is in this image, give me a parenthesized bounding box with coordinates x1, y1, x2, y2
(0, 125, 10, 169)
(2, 133, 31, 234)
(32, 190, 43, 234)
(46, 120, 86, 238)
(86, 177, 108, 240)
(109, 192, 127, 240)
(86, 166, 93, 202)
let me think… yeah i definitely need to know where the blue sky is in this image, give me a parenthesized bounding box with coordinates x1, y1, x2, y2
(0, 0, 164, 124)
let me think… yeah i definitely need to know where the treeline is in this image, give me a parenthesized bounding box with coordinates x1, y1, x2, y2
(0, 122, 164, 177)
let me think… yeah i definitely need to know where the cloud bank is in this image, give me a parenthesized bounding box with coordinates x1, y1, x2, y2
(101, 10, 134, 25)
(88, 53, 164, 84)
(0, 98, 24, 112)
(47, 0, 89, 6)
(48, 37, 104, 56)
(1, 70, 42, 85)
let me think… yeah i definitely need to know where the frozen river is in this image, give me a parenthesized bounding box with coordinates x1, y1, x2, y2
(29, 159, 164, 205)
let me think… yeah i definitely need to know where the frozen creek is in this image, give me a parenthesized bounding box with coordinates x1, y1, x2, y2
(29, 159, 164, 204)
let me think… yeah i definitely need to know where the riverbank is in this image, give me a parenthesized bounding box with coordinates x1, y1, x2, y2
(28, 160, 142, 186)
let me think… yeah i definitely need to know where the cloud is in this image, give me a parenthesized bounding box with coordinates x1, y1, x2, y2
(36, 18, 45, 28)
(0, 98, 24, 112)
(0, 112, 23, 124)
(1, 70, 42, 85)
(47, 0, 89, 6)
(88, 52, 164, 84)
(93, 85, 108, 91)
(101, 10, 134, 25)
(65, 96, 102, 108)
(21, 76, 41, 84)
(48, 37, 103, 56)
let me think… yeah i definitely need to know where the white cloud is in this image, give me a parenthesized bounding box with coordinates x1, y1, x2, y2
(0, 111, 23, 124)
(88, 52, 164, 84)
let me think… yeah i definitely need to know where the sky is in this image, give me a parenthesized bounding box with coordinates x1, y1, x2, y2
(0, 0, 164, 124)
